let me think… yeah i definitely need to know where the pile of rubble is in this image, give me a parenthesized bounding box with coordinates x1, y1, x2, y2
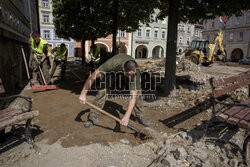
(176, 57, 200, 73)
(150, 129, 247, 167)
(138, 59, 165, 73)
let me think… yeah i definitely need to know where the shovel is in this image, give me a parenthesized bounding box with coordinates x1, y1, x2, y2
(85, 101, 151, 140)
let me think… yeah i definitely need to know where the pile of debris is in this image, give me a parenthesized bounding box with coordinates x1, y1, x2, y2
(177, 57, 200, 73)
(138, 59, 165, 73)
(150, 129, 247, 167)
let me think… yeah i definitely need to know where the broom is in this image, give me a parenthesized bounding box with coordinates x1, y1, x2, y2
(21, 45, 34, 88)
(32, 56, 59, 90)
(67, 67, 86, 84)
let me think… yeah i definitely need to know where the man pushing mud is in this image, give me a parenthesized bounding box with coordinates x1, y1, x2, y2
(79, 53, 150, 128)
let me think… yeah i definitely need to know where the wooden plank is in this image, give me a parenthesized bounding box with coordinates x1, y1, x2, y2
(0, 110, 39, 130)
(243, 113, 250, 121)
(227, 117, 240, 125)
(214, 80, 250, 97)
(213, 73, 250, 87)
(238, 120, 249, 129)
(217, 98, 250, 122)
(217, 113, 229, 121)
(0, 108, 16, 116)
(0, 109, 24, 122)
(223, 106, 245, 117)
(233, 108, 250, 119)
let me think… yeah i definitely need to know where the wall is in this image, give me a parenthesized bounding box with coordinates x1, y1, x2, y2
(0, 0, 39, 95)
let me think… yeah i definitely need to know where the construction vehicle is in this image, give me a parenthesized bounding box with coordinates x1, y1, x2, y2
(185, 30, 226, 66)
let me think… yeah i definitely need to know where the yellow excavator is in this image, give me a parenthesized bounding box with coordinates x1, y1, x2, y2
(185, 30, 226, 66)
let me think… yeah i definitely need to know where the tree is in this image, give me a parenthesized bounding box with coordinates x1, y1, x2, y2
(53, 0, 158, 57)
(52, 0, 112, 63)
(106, 0, 158, 55)
(158, 0, 250, 96)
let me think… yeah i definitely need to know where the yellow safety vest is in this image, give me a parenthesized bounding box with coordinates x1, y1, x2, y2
(31, 37, 49, 58)
(55, 46, 68, 61)
(90, 48, 100, 64)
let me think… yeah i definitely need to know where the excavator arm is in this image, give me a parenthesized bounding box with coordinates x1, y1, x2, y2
(208, 30, 226, 61)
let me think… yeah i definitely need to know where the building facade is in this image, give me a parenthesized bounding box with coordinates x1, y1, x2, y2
(39, 0, 74, 56)
(177, 23, 204, 53)
(202, 11, 250, 61)
(0, 0, 39, 94)
(131, 10, 168, 59)
(131, 10, 203, 59)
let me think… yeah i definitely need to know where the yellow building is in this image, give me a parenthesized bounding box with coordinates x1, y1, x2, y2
(38, 0, 74, 56)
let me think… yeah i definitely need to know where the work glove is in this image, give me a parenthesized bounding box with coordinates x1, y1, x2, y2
(36, 60, 42, 67)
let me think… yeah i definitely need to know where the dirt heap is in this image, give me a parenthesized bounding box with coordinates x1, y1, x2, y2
(138, 59, 165, 73)
(177, 57, 200, 73)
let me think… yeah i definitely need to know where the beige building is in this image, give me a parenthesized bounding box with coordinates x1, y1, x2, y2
(177, 22, 204, 53)
(203, 11, 250, 61)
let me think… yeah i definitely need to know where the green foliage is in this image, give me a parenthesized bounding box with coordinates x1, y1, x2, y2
(158, 0, 250, 23)
(52, 0, 158, 40)
(114, 0, 158, 31)
(52, 0, 111, 40)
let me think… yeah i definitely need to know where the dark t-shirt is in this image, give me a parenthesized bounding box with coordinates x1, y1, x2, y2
(99, 54, 141, 90)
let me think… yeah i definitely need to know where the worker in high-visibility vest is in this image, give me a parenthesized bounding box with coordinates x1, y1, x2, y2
(50, 43, 68, 79)
(29, 32, 51, 84)
(89, 44, 101, 71)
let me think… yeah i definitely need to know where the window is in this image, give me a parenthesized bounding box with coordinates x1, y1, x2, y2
(146, 29, 150, 37)
(187, 37, 190, 45)
(162, 30, 166, 39)
(162, 18, 167, 24)
(179, 36, 183, 43)
(206, 35, 209, 41)
(218, 20, 223, 28)
(42, 13, 50, 23)
(239, 32, 243, 40)
(154, 30, 158, 38)
(187, 26, 190, 32)
(42, 0, 49, 8)
(155, 17, 158, 23)
(235, 17, 240, 25)
(178, 24, 184, 31)
(178, 24, 182, 30)
(212, 22, 215, 28)
(229, 32, 234, 41)
(137, 29, 142, 37)
(195, 30, 199, 37)
(43, 30, 50, 39)
(247, 10, 250, 23)
(120, 31, 126, 38)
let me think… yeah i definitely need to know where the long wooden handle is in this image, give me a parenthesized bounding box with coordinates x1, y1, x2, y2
(85, 101, 138, 132)
(34, 56, 47, 85)
(21, 46, 30, 79)
(67, 67, 83, 80)
(85, 101, 121, 122)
